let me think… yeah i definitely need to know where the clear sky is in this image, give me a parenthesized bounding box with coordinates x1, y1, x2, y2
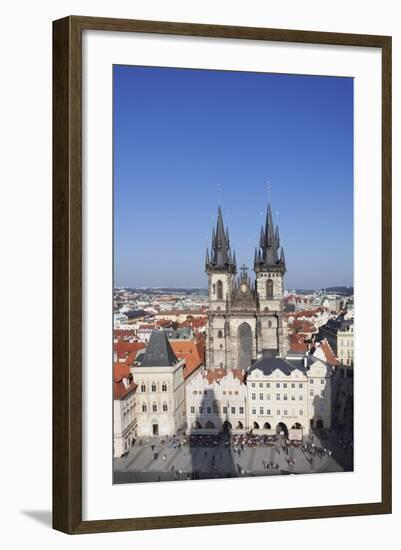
(114, 65, 353, 289)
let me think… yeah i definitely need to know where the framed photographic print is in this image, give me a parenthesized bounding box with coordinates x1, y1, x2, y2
(53, 16, 392, 534)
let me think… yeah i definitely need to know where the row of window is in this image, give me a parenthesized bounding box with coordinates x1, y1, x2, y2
(252, 408, 304, 416)
(140, 382, 168, 393)
(252, 393, 303, 401)
(141, 403, 168, 413)
(190, 406, 245, 415)
(251, 382, 304, 389)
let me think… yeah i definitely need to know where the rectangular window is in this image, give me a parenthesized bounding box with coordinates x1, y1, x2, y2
(276, 383, 280, 388)
(259, 383, 263, 388)
(239, 407, 244, 414)
(231, 407, 235, 414)
(251, 382, 255, 388)
(291, 383, 295, 388)
(299, 409, 303, 416)
(252, 408, 256, 415)
(259, 394, 264, 400)
(283, 410, 288, 416)
(277, 409, 281, 415)
(310, 389, 314, 397)
(266, 383, 270, 388)
(309, 379, 314, 384)
(321, 379, 325, 385)
(266, 394, 270, 400)
(283, 383, 287, 388)
(260, 407, 264, 415)
(223, 406, 228, 414)
(291, 395, 295, 401)
(252, 393, 256, 400)
(190, 406, 195, 414)
(266, 409, 271, 415)
(320, 390, 325, 397)
(199, 407, 203, 414)
(207, 406, 211, 414)
(299, 395, 303, 401)
(276, 394, 280, 400)
(283, 394, 288, 401)
(299, 383, 303, 388)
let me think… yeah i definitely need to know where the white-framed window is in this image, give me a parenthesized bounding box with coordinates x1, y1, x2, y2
(162, 382, 167, 392)
(152, 403, 157, 412)
(276, 382, 280, 388)
(190, 406, 195, 414)
(309, 379, 314, 384)
(299, 383, 303, 388)
(291, 383, 295, 388)
(252, 408, 256, 415)
(283, 410, 288, 416)
(207, 406, 212, 414)
(310, 389, 314, 396)
(283, 383, 287, 388)
(231, 406, 235, 414)
(321, 379, 325, 385)
(299, 409, 304, 416)
(266, 394, 271, 400)
(140, 383, 146, 392)
(151, 382, 156, 392)
(162, 402, 168, 412)
(276, 394, 280, 400)
(260, 407, 264, 415)
(283, 394, 288, 401)
(320, 390, 325, 397)
(239, 406, 244, 414)
(299, 395, 303, 401)
(252, 393, 256, 400)
(223, 406, 228, 414)
(259, 393, 264, 400)
(141, 403, 147, 412)
(266, 409, 271, 415)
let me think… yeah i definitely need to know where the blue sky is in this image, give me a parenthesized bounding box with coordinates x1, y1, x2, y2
(114, 65, 353, 289)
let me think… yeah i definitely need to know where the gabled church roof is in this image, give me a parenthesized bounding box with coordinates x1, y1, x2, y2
(139, 330, 179, 367)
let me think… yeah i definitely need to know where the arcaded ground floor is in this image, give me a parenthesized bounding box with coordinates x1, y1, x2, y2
(113, 427, 353, 484)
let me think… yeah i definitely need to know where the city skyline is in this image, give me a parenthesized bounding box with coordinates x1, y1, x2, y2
(114, 65, 353, 289)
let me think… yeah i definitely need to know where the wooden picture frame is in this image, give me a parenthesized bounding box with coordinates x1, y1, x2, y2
(53, 15, 392, 534)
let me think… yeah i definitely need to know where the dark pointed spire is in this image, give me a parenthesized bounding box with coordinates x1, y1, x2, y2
(206, 207, 236, 273)
(280, 246, 286, 271)
(205, 248, 210, 269)
(254, 247, 258, 265)
(255, 201, 283, 271)
(275, 225, 280, 249)
(233, 250, 237, 269)
(260, 226, 265, 248)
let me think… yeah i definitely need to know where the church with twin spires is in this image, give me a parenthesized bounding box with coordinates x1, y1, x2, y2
(205, 203, 290, 370)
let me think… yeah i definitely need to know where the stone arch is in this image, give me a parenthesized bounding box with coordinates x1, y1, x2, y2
(193, 421, 202, 429)
(253, 421, 260, 429)
(276, 422, 288, 438)
(263, 422, 271, 429)
(236, 421, 244, 430)
(205, 421, 216, 429)
(237, 322, 252, 369)
(291, 422, 302, 429)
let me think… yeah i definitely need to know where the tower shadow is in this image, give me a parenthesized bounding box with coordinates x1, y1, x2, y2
(188, 387, 238, 480)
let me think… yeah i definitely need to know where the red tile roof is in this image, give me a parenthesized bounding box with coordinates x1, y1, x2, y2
(170, 339, 205, 379)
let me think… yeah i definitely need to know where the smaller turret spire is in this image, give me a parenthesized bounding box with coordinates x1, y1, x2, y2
(275, 225, 280, 249)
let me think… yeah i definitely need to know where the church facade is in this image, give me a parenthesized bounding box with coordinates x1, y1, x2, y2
(205, 204, 289, 371)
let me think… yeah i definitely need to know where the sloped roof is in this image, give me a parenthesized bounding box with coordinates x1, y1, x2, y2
(139, 331, 179, 367)
(249, 356, 306, 376)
